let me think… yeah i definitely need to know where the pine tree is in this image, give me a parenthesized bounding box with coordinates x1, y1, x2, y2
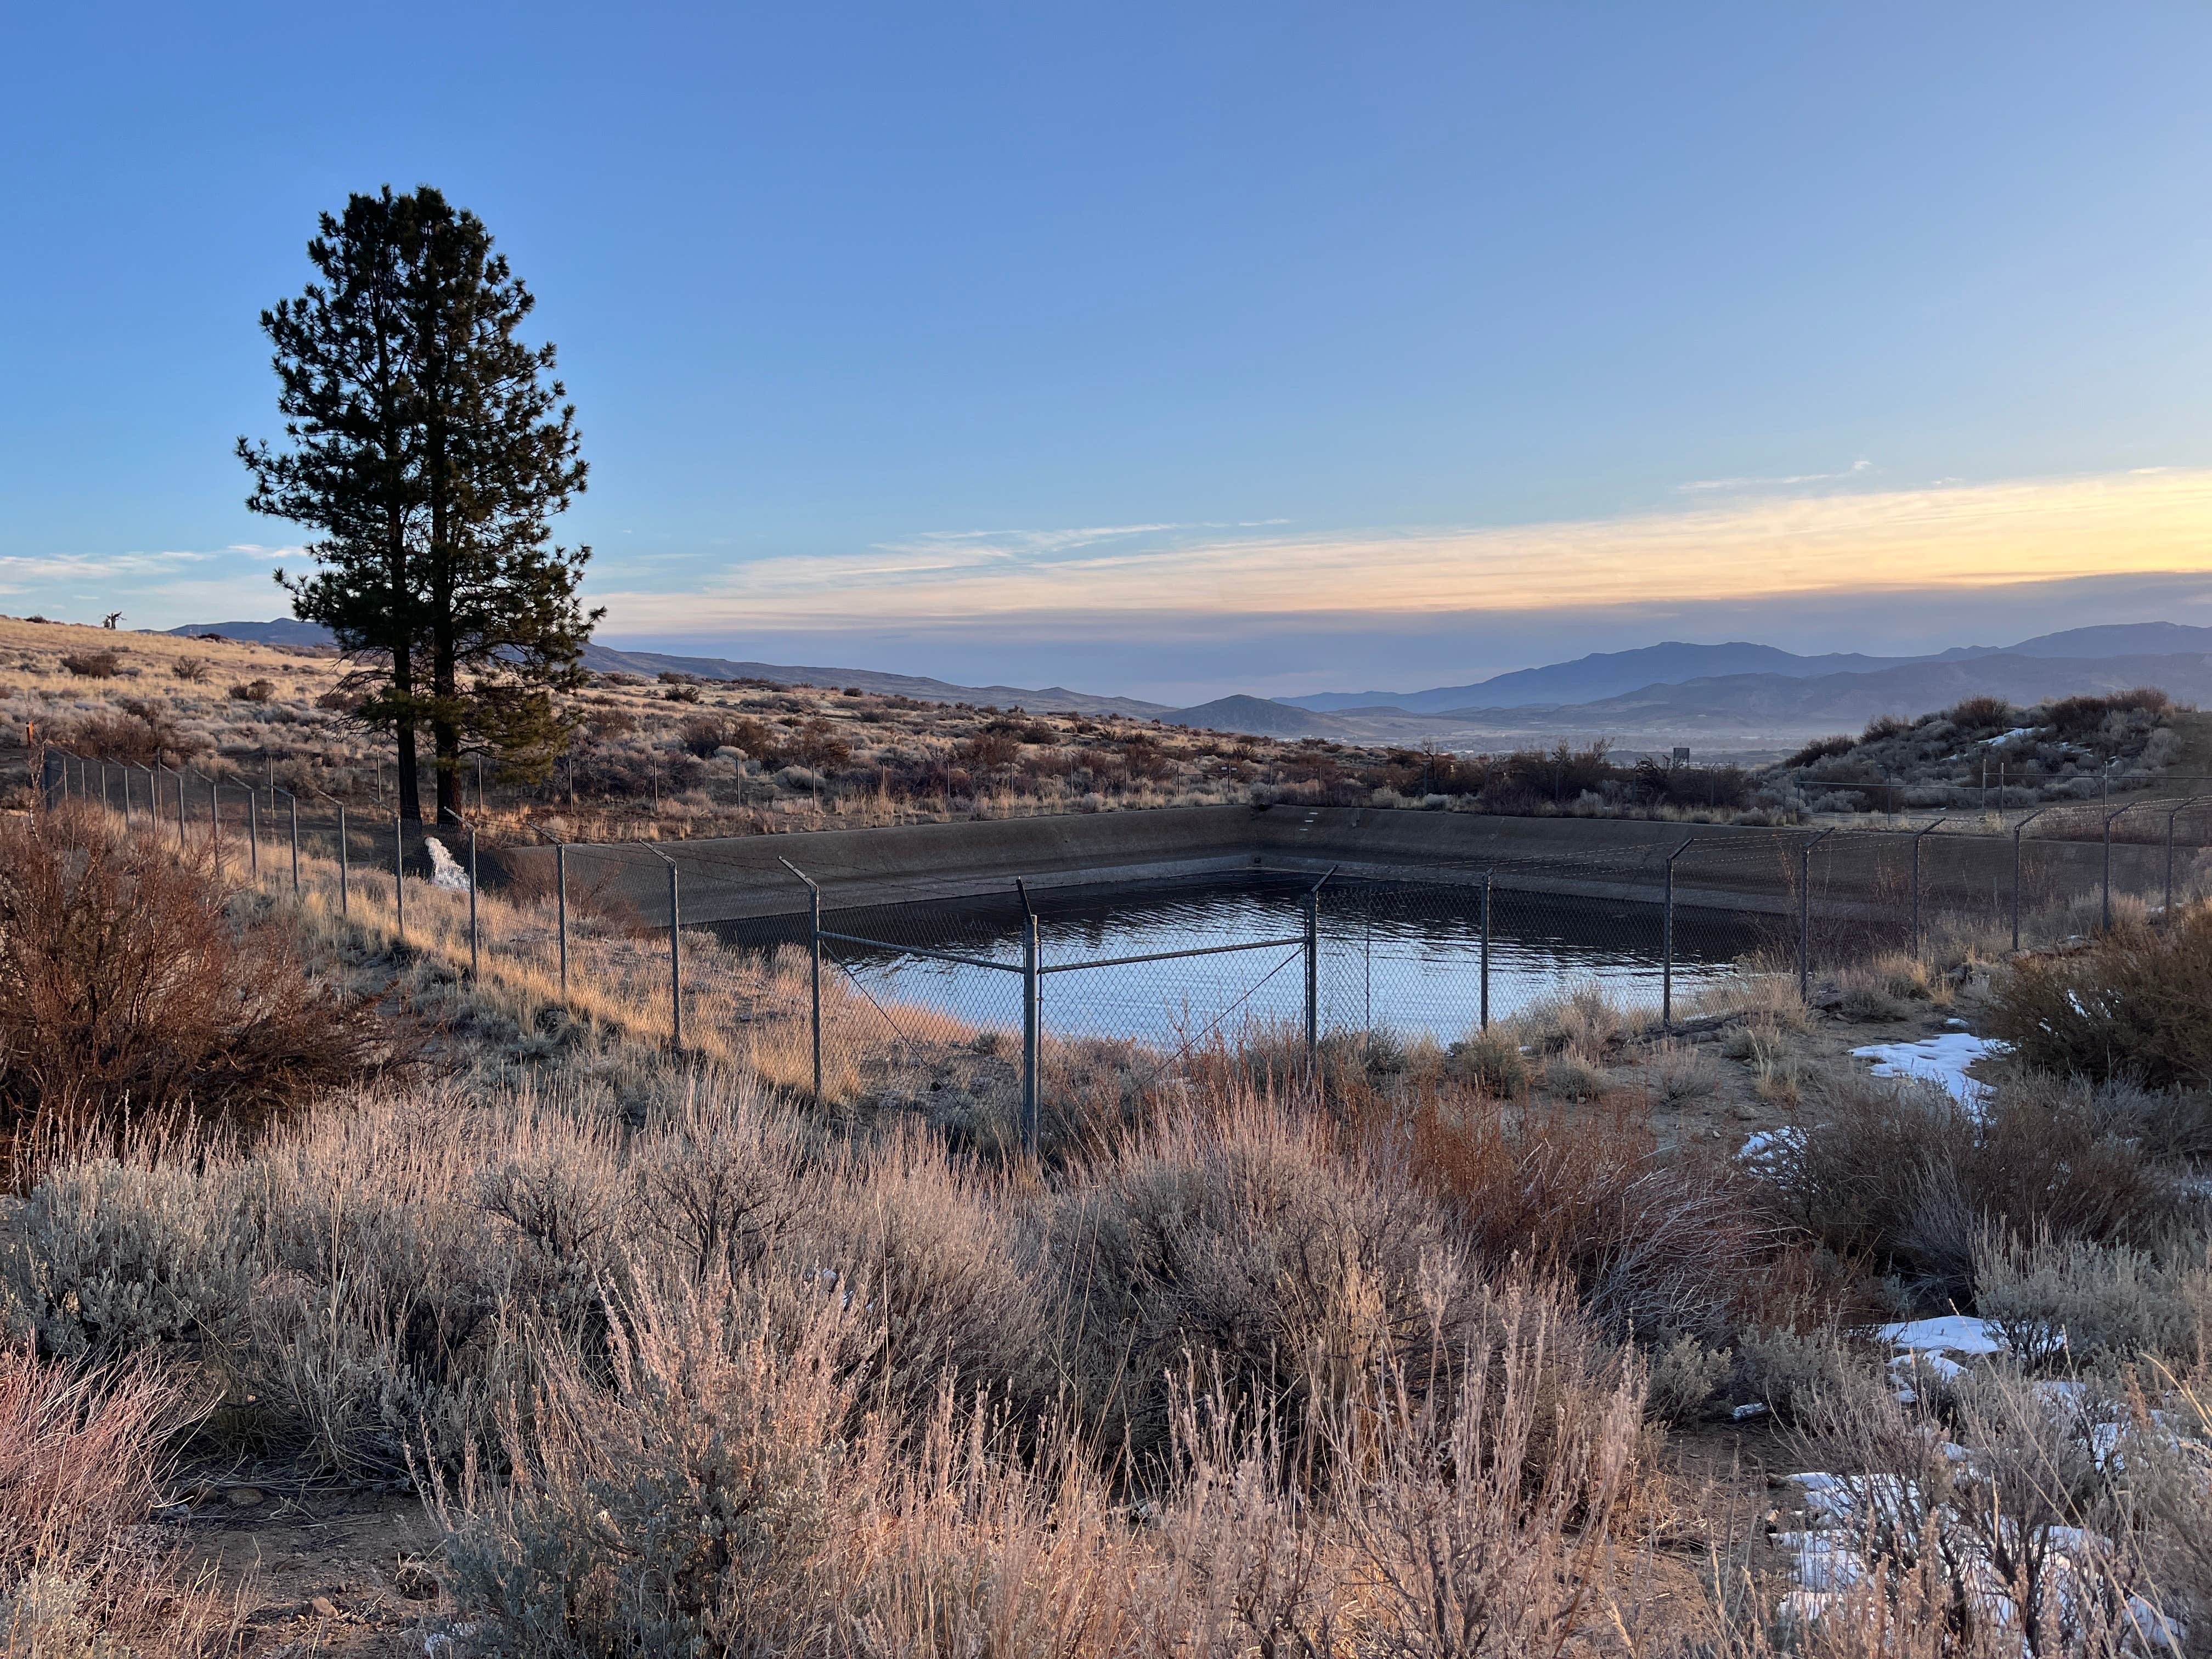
(237, 188, 428, 819)
(240, 187, 599, 823)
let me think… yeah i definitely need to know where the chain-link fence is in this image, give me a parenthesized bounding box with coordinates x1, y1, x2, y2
(41, 748, 2212, 1151)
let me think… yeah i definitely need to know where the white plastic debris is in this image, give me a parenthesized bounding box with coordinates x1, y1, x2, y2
(422, 835, 471, 891)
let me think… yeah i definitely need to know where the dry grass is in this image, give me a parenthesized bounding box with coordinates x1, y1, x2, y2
(2, 1015, 2207, 1652)
(0, 1344, 245, 1655)
(432, 1265, 1647, 1659)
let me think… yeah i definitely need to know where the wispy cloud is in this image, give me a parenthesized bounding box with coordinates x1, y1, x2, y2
(0, 549, 217, 595)
(871, 523, 1186, 560)
(1675, 459, 1874, 493)
(595, 466, 2212, 634)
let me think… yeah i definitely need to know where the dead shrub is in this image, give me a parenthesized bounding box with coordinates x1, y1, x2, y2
(0, 806, 385, 1155)
(1542, 1045, 1613, 1101)
(675, 710, 744, 758)
(1988, 909, 2212, 1091)
(806, 1124, 1051, 1433)
(1787, 1357, 2170, 1657)
(1329, 1280, 1646, 1658)
(635, 1080, 818, 1283)
(432, 1272, 1646, 1659)
(1644, 1038, 1723, 1107)
(2000, 1069, 2212, 1163)
(1520, 983, 1642, 1055)
(70, 702, 185, 765)
(1412, 1098, 1774, 1345)
(1449, 1025, 1530, 1097)
(436, 1277, 862, 1658)
(59, 651, 121, 679)
(1760, 1073, 2185, 1308)
(1046, 1088, 1474, 1467)
(170, 656, 208, 682)
(226, 678, 274, 703)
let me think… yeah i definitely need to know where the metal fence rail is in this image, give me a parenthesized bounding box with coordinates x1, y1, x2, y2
(38, 747, 2212, 1154)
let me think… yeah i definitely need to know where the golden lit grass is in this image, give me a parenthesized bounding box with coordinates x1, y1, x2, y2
(0, 1345, 250, 1654)
(230, 833, 988, 1103)
(7, 608, 1307, 836)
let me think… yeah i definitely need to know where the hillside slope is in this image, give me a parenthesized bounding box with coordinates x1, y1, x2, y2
(165, 620, 1167, 718)
(1438, 651, 2212, 735)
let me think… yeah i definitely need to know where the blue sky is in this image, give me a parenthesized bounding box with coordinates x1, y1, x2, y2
(4, 3, 2209, 702)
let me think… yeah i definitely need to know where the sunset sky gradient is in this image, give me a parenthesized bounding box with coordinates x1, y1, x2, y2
(4, 3, 2209, 700)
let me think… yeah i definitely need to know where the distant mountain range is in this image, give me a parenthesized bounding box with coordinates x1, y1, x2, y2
(1279, 624, 2212, 713)
(163, 622, 1167, 719)
(168, 617, 2212, 750)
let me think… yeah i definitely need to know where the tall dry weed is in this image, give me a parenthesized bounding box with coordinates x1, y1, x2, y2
(0, 1344, 239, 1656)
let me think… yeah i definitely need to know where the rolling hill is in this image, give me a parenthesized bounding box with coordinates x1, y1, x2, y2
(164, 622, 1168, 719)
(1282, 624, 2212, 715)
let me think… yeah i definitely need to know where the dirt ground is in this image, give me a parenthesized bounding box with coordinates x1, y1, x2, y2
(174, 1483, 447, 1656)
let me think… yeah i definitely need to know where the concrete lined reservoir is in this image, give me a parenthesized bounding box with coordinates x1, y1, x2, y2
(711, 869, 1773, 1047)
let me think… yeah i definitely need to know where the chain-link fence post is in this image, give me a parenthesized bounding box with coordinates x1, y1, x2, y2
(2102, 803, 2143, 933)
(2165, 797, 2204, 921)
(208, 778, 222, 874)
(1302, 891, 1319, 1059)
(2011, 808, 2050, 951)
(778, 857, 824, 1104)
(468, 822, 480, 979)
(282, 790, 298, 891)
(1301, 868, 1333, 1060)
(1662, 837, 1695, 1027)
(1910, 817, 1947, 960)
(248, 789, 260, 878)
(1022, 910, 1041, 1154)
(1479, 869, 1492, 1031)
(393, 811, 405, 941)
(554, 840, 569, 995)
(1798, 828, 1832, 1002)
(315, 793, 348, 913)
(646, 847, 682, 1053)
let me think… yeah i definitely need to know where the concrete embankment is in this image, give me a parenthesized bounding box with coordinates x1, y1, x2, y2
(490, 803, 2149, 928)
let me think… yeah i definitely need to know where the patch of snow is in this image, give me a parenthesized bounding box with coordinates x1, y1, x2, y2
(1852, 1032, 2008, 1111)
(1731, 1401, 1768, 1421)
(1880, 1314, 2005, 1358)
(1738, 1127, 1803, 1165)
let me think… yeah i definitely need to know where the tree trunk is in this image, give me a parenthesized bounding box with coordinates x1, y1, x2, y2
(393, 656, 422, 823)
(433, 702, 461, 823)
